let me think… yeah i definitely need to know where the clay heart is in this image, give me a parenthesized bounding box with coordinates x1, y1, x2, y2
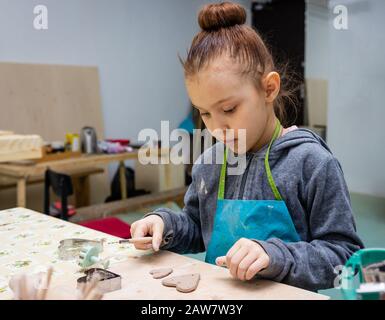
(161, 273, 200, 293)
(149, 268, 173, 279)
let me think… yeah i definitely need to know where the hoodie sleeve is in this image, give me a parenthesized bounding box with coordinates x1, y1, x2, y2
(253, 156, 364, 291)
(143, 164, 205, 254)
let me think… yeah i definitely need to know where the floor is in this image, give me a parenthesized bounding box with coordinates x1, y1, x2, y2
(119, 192, 385, 300)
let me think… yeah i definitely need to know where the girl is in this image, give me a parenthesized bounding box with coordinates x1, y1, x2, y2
(130, 2, 364, 291)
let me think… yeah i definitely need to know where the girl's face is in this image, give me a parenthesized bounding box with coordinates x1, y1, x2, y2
(185, 55, 280, 154)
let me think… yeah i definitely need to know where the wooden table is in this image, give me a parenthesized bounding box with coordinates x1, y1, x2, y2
(0, 152, 139, 208)
(0, 208, 329, 300)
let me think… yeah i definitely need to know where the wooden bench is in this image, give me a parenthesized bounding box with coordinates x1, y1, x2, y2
(0, 167, 104, 207)
(71, 186, 187, 223)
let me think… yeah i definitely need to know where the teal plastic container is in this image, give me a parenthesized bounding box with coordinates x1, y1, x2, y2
(341, 248, 385, 300)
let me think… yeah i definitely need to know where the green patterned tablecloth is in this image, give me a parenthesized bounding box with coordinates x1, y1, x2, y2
(0, 207, 142, 300)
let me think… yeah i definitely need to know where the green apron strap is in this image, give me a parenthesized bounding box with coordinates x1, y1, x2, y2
(218, 147, 228, 200)
(264, 120, 283, 200)
(217, 119, 283, 201)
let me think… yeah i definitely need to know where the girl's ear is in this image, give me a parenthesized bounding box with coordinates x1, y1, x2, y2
(263, 72, 281, 103)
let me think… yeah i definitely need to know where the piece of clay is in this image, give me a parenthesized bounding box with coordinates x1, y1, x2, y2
(161, 273, 200, 293)
(149, 268, 173, 279)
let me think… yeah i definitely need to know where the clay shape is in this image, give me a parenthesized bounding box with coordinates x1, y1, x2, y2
(149, 268, 173, 279)
(161, 273, 200, 293)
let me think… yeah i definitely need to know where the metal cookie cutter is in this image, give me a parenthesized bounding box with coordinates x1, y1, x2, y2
(77, 268, 122, 294)
(58, 238, 104, 261)
(363, 260, 385, 283)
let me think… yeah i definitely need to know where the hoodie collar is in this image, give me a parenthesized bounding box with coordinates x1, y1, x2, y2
(242, 128, 332, 158)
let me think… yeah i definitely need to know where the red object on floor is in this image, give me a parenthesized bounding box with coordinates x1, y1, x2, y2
(79, 217, 131, 239)
(53, 201, 76, 217)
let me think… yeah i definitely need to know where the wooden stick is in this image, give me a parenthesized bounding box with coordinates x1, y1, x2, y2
(85, 289, 103, 300)
(124, 236, 153, 244)
(82, 275, 100, 300)
(40, 267, 53, 300)
(19, 274, 27, 300)
(82, 282, 94, 299)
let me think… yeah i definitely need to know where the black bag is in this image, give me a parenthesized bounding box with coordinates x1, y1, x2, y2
(105, 166, 149, 202)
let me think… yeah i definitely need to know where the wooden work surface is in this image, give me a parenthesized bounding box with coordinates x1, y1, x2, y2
(0, 208, 328, 300)
(104, 251, 328, 300)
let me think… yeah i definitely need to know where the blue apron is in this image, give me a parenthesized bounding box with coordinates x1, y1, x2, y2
(205, 120, 300, 265)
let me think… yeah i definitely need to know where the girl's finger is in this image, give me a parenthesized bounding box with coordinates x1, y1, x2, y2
(130, 222, 137, 234)
(130, 236, 153, 250)
(225, 241, 242, 268)
(227, 246, 248, 279)
(151, 222, 164, 252)
(215, 256, 227, 267)
(131, 223, 148, 238)
(133, 242, 154, 250)
(245, 256, 269, 281)
(237, 251, 259, 281)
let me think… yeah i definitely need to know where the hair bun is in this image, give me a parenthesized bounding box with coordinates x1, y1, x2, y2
(198, 2, 247, 32)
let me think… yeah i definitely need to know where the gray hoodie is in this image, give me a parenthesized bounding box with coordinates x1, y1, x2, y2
(146, 128, 364, 291)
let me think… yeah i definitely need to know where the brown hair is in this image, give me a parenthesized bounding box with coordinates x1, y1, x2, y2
(182, 2, 298, 127)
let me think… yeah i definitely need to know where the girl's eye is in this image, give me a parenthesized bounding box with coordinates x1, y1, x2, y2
(224, 106, 236, 113)
(200, 112, 210, 117)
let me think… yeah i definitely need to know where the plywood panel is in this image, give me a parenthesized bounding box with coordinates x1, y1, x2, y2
(0, 62, 108, 209)
(306, 78, 328, 127)
(0, 62, 104, 141)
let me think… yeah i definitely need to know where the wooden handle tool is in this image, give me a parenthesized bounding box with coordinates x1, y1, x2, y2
(120, 236, 153, 244)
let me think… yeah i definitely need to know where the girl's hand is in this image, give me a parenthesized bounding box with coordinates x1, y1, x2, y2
(130, 215, 164, 251)
(215, 238, 270, 281)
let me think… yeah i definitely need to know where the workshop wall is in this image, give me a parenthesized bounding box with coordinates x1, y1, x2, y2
(306, 0, 385, 197)
(0, 0, 250, 143)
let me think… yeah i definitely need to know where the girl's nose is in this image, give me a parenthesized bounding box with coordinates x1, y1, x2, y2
(216, 120, 230, 132)
(212, 127, 231, 142)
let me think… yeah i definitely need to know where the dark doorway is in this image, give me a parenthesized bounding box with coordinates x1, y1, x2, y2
(251, 0, 305, 126)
